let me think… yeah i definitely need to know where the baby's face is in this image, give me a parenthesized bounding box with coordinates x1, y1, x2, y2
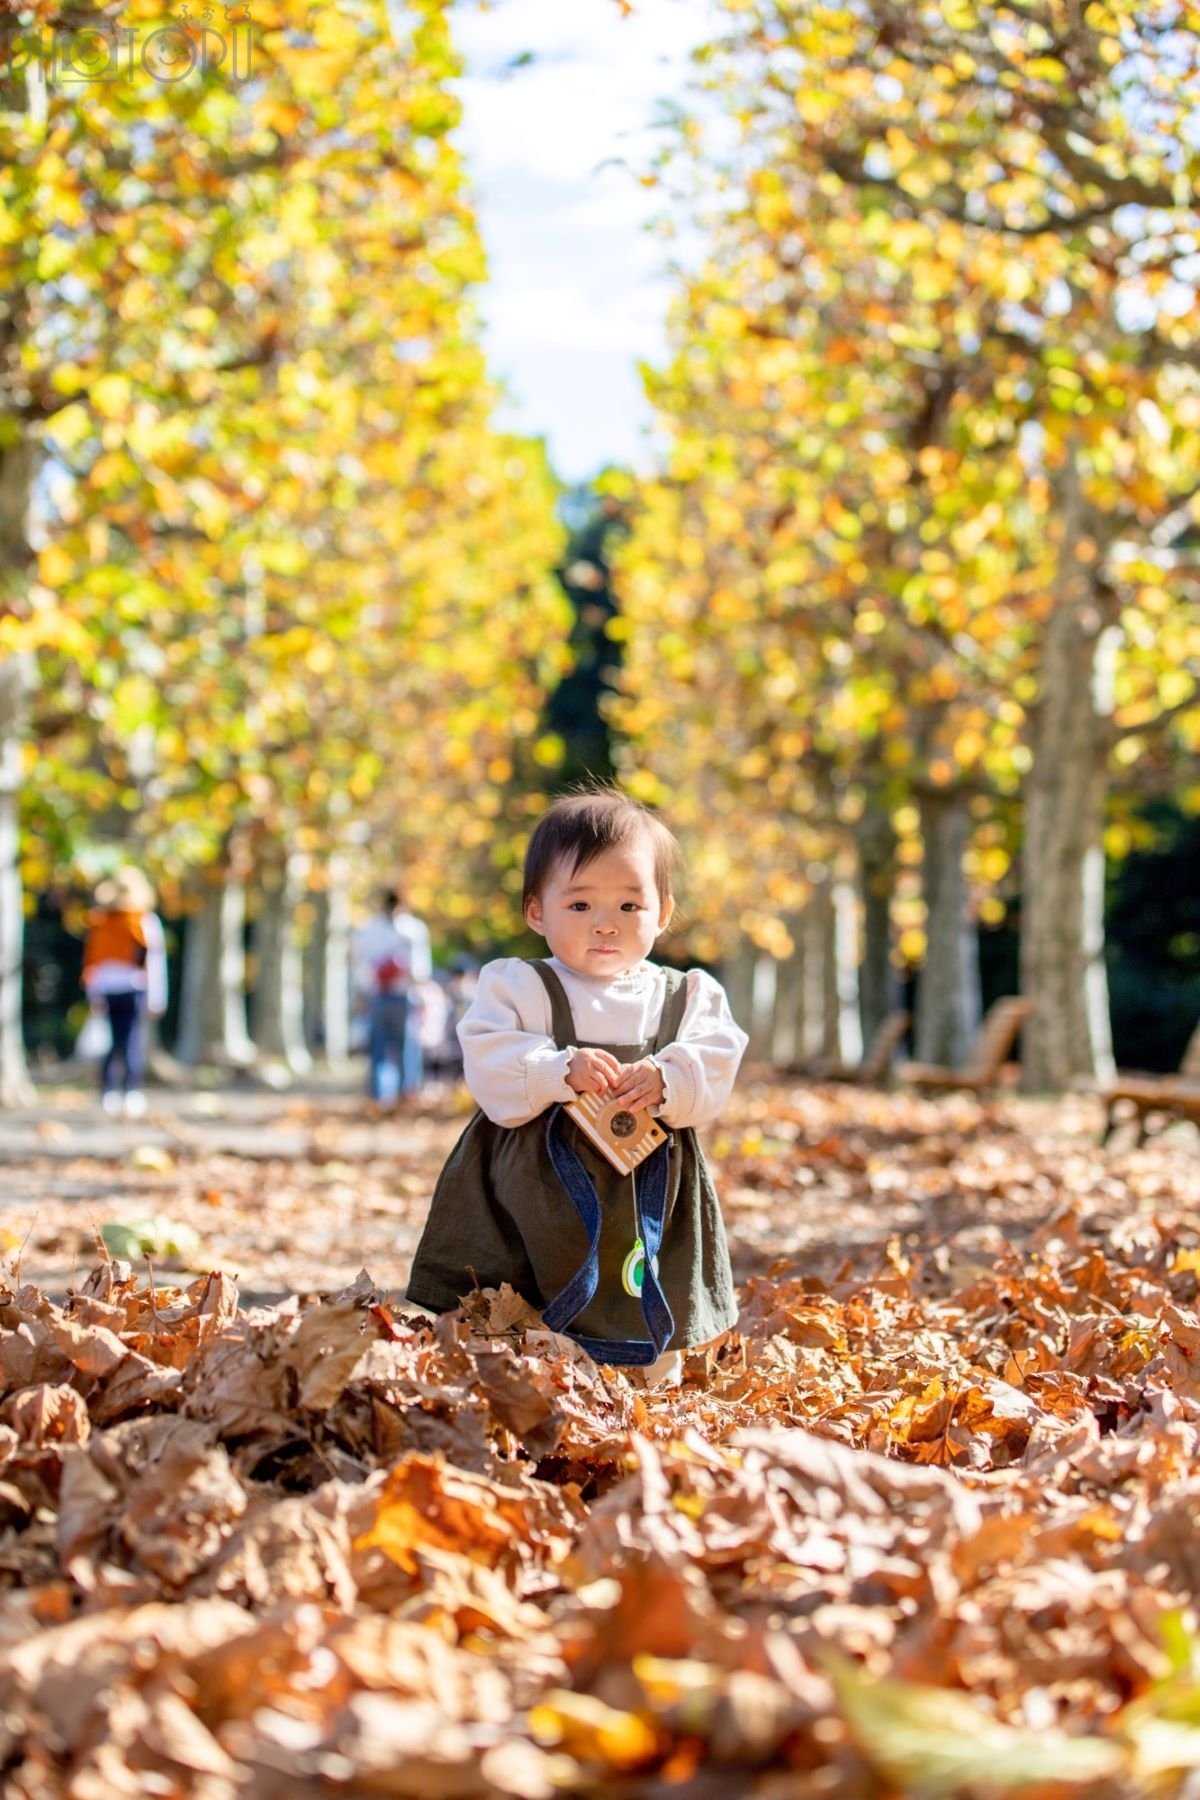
(525, 839, 673, 979)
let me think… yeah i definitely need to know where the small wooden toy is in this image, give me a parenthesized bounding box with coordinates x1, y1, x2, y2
(563, 1091, 667, 1176)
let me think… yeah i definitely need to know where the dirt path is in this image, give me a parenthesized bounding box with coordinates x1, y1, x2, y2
(2, 1072, 1196, 1304)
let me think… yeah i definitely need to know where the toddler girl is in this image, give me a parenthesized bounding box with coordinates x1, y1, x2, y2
(405, 787, 748, 1384)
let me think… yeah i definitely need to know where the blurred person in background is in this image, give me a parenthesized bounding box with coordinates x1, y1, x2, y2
(419, 958, 480, 1087)
(351, 886, 432, 1106)
(82, 867, 167, 1119)
(440, 957, 478, 1080)
(413, 973, 450, 1085)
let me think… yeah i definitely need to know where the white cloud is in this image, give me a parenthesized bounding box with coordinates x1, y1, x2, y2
(451, 0, 717, 481)
(485, 278, 672, 354)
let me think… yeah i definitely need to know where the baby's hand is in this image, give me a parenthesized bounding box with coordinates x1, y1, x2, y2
(566, 1046, 622, 1096)
(608, 1057, 665, 1113)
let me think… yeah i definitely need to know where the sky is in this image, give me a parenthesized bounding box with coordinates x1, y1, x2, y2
(452, 0, 720, 484)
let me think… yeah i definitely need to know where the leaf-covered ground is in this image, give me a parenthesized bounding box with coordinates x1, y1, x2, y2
(3, 1078, 1200, 1796)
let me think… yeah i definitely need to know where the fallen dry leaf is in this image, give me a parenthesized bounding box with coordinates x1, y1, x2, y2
(1, 1079, 1200, 1795)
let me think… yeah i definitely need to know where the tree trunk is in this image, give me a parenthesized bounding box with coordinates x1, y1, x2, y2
(1020, 601, 1114, 1091)
(251, 843, 311, 1075)
(858, 801, 897, 1046)
(832, 875, 863, 1067)
(0, 427, 38, 1105)
(305, 853, 351, 1064)
(771, 911, 805, 1066)
(722, 940, 760, 1050)
(0, 51, 42, 1107)
(726, 936, 791, 1058)
(0, 655, 33, 1105)
(303, 886, 326, 1056)
(914, 788, 981, 1066)
(749, 948, 778, 1060)
(175, 856, 257, 1068)
(794, 881, 839, 1065)
(724, 938, 785, 1059)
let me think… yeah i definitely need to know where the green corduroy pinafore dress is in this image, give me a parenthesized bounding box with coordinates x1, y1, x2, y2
(405, 958, 738, 1353)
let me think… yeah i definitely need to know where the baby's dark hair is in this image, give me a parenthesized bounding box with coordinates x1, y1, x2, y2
(522, 785, 681, 914)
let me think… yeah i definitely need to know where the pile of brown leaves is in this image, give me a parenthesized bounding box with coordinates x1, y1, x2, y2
(5, 1090, 1200, 1795)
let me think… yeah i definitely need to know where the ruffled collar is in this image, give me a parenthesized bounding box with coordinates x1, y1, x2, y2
(548, 955, 656, 993)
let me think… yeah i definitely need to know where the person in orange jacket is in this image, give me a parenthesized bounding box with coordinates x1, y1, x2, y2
(82, 867, 167, 1118)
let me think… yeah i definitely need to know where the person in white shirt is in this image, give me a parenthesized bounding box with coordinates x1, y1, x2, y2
(351, 888, 432, 1103)
(405, 786, 747, 1386)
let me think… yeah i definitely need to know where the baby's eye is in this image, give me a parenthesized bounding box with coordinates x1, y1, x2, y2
(568, 901, 589, 912)
(622, 902, 643, 911)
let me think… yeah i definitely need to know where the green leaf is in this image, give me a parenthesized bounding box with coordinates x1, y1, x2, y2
(100, 1217, 203, 1261)
(821, 1651, 1126, 1795)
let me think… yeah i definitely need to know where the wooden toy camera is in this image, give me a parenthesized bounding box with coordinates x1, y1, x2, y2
(564, 1091, 667, 1177)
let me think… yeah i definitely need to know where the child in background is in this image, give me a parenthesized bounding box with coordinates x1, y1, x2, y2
(405, 786, 747, 1385)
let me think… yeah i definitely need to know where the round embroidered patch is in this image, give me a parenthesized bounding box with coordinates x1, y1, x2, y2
(621, 1238, 646, 1297)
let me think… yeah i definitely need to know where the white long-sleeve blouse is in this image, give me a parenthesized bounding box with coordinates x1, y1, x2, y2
(457, 954, 748, 1131)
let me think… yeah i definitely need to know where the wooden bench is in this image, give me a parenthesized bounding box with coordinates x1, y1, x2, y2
(898, 997, 1036, 1094)
(1101, 1019, 1200, 1146)
(788, 1010, 911, 1086)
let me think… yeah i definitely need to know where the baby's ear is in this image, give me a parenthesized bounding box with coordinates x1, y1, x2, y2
(525, 896, 545, 936)
(657, 895, 675, 932)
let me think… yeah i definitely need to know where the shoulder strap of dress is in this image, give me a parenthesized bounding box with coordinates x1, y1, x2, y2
(651, 967, 689, 1054)
(528, 959, 577, 1051)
